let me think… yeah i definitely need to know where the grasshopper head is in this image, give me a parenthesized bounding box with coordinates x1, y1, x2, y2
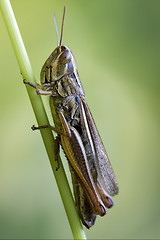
(40, 7, 77, 84)
(40, 45, 76, 84)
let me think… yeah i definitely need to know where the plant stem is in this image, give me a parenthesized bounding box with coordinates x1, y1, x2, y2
(0, 0, 86, 239)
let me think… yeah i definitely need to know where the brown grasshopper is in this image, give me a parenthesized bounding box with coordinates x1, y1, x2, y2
(24, 7, 118, 228)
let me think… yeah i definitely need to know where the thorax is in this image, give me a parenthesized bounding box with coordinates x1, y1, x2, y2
(49, 72, 84, 129)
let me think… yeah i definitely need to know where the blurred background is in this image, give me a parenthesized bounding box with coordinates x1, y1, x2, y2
(0, 0, 160, 239)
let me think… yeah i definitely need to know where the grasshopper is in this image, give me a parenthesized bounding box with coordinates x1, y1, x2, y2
(24, 7, 118, 228)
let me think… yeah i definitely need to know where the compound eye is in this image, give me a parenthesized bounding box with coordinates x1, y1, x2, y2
(59, 49, 71, 63)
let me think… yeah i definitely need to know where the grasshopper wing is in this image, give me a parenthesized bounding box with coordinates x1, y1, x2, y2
(81, 98, 119, 196)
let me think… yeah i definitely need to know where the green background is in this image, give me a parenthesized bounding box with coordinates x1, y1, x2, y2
(0, 0, 160, 239)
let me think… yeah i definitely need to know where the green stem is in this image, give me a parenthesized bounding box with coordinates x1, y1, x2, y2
(0, 0, 86, 239)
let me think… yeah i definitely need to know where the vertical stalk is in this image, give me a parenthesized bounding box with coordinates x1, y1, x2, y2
(0, 0, 86, 239)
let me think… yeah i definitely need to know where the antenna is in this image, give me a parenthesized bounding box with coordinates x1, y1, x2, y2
(53, 13, 60, 46)
(59, 6, 66, 48)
